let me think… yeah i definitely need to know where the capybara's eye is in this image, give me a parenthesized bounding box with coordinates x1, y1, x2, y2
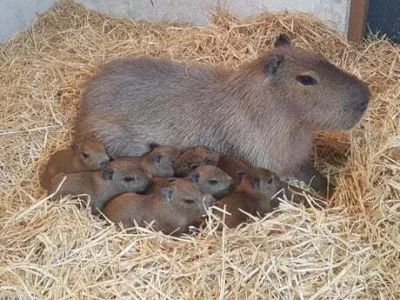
(123, 176, 135, 182)
(183, 199, 195, 204)
(296, 75, 317, 86)
(82, 152, 89, 159)
(267, 177, 274, 184)
(207, 180, 218, 185)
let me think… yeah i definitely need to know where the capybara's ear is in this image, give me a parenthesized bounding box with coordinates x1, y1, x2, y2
(188, 163, 200, 170)
(274, 33, 291, 48)
(102, 168, 114, 180)
(151, 153, 162, 163)
(161, 187, 173, 201)
(236, 170, 246, 181)
(149, 143, 160, 150)
(265, 54, 284, 76)
(205, 159, 217, 166)
(188, 172, 200, 183)
(252, 176, 261, 189)
(71, 143, 80, 152)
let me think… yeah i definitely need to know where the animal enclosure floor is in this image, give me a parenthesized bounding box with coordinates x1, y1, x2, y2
(0, 0, 399, 299)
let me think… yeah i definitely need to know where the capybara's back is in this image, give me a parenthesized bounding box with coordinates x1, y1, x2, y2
(75, 57, 226, 157)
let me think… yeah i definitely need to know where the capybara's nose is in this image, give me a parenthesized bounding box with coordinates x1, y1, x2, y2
(353, 86, 371, 113)
(100, 160, 109, 168)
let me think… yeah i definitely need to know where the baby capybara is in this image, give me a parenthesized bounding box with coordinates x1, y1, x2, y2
(215, 168, 283, 228)
(40, 139, 110, 189)
(48, 159, 152, 215)
(75, 34, 371, 198)
(173, 146, 220, 177)
(188, 165, 234, 199)
(119, 151, 174, 178)
(103, 179, 216, 236)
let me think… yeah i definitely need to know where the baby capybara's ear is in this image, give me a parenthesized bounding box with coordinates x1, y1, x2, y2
(151, 153, 162, 163)
(252, 176, 261, 189)
(188, 163, 200, 170)
(102, 168, 114, 180)
(188, 172, 200, 183)
(274, 33, 291, 48)
(161, 187, 173, 201)
(236, 170, 246, 181)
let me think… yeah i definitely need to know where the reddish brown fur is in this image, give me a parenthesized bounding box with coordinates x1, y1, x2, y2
(188, 165, 234, 199)
(75, 34, 370, 197)
(103, 179, 216, 236)
(48, 159, 152, 215)
(215, 168, 282, 228)
(217, 155, 252, 185)
(150, 145, 181, 163)
(119, 151, 174, 178)
(40, 139, 110, 189)
(173, 147, 220, 177)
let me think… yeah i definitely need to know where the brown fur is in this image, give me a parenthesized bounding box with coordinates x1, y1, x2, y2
(215, 168, 283, 228)
(103, 179, 216, 236)
(48, 159, 152, 215)
(119, 151, 174, 178)
(217, 155, 252, 185)
(150, 144, 181, 163)
(145, 177, 176, 194)
(40, 139, 110, 189)
(188, 165, 234, 199)
(74, 34, 371, 196)
(173, 147, 220, 177)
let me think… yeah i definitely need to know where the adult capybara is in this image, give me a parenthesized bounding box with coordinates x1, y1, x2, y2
(74, 34, 371, 198)
(48, 159, 152, 215)
(103, 179, 216, 236)
(40, 139, 110, 189)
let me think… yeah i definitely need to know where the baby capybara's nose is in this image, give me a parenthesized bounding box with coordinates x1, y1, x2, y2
(100, 160, 109, 168)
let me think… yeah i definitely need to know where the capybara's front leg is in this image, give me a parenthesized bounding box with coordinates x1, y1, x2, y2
(295, 160, 335, 199)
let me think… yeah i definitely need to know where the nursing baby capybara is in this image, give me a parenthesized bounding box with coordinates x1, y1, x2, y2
(188, 165, 234, 199)
(214, 168, 283, 228)
(103, 179, 216, 236)
(40, 139, 110, 189)
(173, 146, 220, 177)
(146, 165, 234, 199)
(119, 151, 174, 178)
(48, 159, 152, 215)
(74, 34, 371, 198)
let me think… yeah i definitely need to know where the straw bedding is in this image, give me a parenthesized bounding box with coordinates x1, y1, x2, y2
(1, 0, 399, 299)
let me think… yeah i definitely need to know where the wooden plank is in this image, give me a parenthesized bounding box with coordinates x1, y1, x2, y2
(348, 0, 370, 42)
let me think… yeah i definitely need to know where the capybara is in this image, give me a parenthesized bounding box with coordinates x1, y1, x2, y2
(145, 177, 177, 195)
(48, 159, 152, 215)
(75, 34, 371, 198)
(149, 144, 181, 163)
(214, 168, 283, 228)
(173, 146, 220, 177)
(103, 179, 216, 236)
(217, 155, 252, 185)
(40, 139, 110, 189)
(119, 152, 174, 178)
(188, 165, 234, 199)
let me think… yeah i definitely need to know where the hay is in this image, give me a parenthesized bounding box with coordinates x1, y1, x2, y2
(1, 0, 399, 298)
